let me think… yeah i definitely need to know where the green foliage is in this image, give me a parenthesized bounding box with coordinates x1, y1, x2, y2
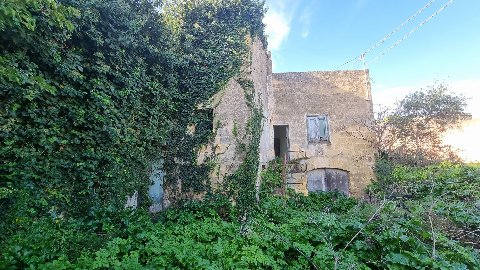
(3, 187, 478, 269)
(0, 0, 77, 32)
(1, 0, 270, 267)
(397, 83, 467, 121)
(373, 155, 396, 184)
(371, 161, 480, 204)
(259, 158, 283, 198)
(370, 161, 480, 250)
(224, 76, 264, 215)
(162, 0, 267, 189)
(1, 218, 101, 269)
(1, 0, 266, 236)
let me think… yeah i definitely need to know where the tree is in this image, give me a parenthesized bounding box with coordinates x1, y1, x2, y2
(376, 83, 468, 165)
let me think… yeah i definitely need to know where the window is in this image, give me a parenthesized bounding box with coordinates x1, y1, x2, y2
(306, 115, 329, 143)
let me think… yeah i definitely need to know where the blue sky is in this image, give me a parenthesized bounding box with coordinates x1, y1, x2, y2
(263, 0, 480, 116)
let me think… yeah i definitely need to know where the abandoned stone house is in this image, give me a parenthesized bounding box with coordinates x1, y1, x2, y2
(209, 39, 376, 199)
(141, 39, 376, 212)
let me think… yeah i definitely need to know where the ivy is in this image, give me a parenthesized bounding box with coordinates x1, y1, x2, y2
(225, 76, 263, 216)
(0, 0, 266, 236)
(158, 0, 266, 197)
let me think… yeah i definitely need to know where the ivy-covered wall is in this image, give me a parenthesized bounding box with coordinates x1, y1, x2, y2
(195, 38, 271, 211)
(0, 0, 266, 227)
(204, 39, 270, 185)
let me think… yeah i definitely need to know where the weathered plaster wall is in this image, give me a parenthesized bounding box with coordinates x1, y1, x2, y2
(145, 39, 271, 211)
(254, 42, 275, 166)
(207, 38, 272, 188)
(271, 70, 376, 197)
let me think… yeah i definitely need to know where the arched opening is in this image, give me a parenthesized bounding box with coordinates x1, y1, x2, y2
(306, 168, 349, 195)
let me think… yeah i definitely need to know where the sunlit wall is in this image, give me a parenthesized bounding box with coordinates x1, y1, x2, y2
(443, 118, 480, 163)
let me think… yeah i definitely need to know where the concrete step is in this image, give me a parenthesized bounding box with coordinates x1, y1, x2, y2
(285, 163, 307, 173)
(286, 172, 306, 184)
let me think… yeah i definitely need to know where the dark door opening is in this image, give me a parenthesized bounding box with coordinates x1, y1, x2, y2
(274, 125, 290, 160)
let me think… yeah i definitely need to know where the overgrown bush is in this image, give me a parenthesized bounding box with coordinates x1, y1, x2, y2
(370, 161, 480, 250)
(259, 158, 283, 199)
(3, 167, 478, 269)
(1, 0, 266, 237)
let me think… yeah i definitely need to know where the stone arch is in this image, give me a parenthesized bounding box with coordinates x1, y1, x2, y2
(306, 168, 349, 195)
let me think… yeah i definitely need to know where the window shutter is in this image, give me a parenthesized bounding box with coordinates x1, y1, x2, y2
(307, 115, 329, 142)
(318, 116, 327, 139)
(307, 117, 317, 142)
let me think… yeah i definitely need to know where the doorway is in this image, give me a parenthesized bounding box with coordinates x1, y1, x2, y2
(306, 168, 349, 195)
(274, 125, 290, 161)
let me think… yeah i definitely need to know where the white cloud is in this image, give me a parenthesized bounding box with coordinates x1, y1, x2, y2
(263, 11, 291, 51)
(299, 9, 311, 39)
(263, 0, 297, 51)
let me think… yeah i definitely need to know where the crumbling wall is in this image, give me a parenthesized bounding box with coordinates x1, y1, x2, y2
(144, 38, 271, 211)
(271, 70, 376, 197)
(205, 38, 272, 188)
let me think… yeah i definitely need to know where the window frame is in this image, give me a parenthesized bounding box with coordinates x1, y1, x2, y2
(306, 114, 330, 143)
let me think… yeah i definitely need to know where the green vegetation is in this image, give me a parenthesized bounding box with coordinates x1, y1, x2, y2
(1, 0, 269, 267)
(1, 0, 265, 230)
(225, 77, 263, 215)
(1, 163, 478, 269)
(1, 1, 479, 269)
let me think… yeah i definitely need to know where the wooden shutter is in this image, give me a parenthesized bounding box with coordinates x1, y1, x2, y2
(307, 115, 329, 142)
(317, 116, 328, 139)
(307, 116, 318, 142)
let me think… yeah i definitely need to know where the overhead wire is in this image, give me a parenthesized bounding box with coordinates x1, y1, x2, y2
(363, 0, 437, 57)
(336, 0, 437, 69)
(367, 0, 456, 66)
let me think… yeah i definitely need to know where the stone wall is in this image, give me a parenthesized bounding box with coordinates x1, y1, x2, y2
(144, 38, 271, 211)
(189, 44, 375, 200)
(141, 41, 376, 212)
(206, 38, 272, 188)
(271, 70, 376, 197)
